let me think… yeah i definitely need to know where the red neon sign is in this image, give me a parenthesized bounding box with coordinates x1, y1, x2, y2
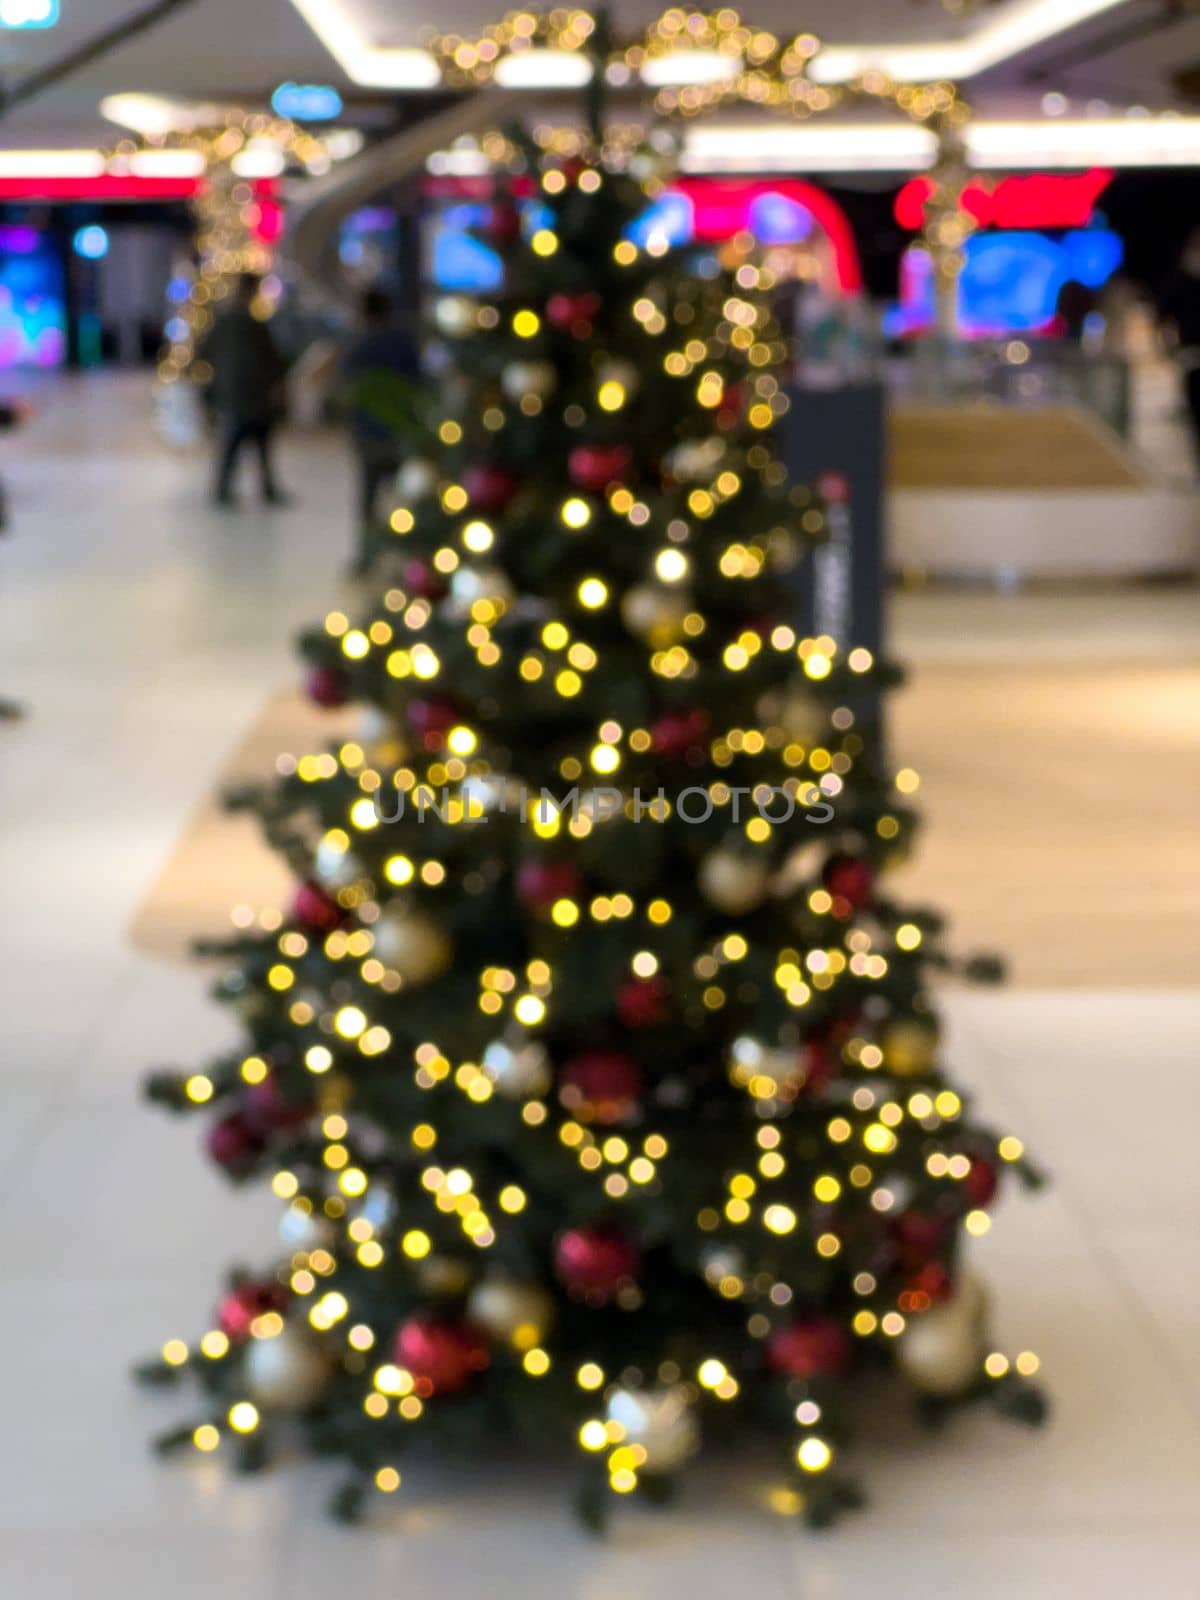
(670, 177, 863, 294)
(895, 169, 1113, 232)
(424, 174, 864, 295)
(0, 174, 203, 202)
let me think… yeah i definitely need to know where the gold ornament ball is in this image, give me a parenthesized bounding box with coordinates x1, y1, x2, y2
(434, 295, 477, 337)
(700, 849, 771, 915)
(666, 437, 723, 483)
(605, 1385, 699, 1472)
(596, 357, 640, 399)
(779, 687, 828, 747)
(467, 1279, 555, 1347)
(881, 1018, 940, 1078)
(896, 1272, 989, 1398)
(417, 1256, 473, 1297)
(243, 1325, 330, 1411)
(371, 905, 453, 985)
(620, 583, 691, 647)
(231, 986, 268, 1024)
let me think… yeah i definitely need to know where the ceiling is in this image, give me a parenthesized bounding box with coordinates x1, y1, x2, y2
(350, 0, 986, 47)
(0, 0, 1196, 145)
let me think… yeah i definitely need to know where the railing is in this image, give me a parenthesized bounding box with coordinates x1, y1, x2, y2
(892, 339, 1132, 439)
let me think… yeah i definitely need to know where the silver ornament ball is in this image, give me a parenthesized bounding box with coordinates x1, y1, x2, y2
(243, 1325, 330, 1412)
(313, 834, 362, 891)
(483, 1038, 552, 1098)
(278, 1204, 336, 1253)
(896, 1272, 989, 1398)
(445, 564, 515, 619)
(467, 1279, 555, 1346)
(620, 583, 691, 645)
(606, 1385, 699, 1473)
(395, 458, 437, 500)
(501, 360, 556, 401)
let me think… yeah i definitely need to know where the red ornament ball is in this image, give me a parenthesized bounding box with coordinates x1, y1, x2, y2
(393, 1315, 490, 1397)
(742, 614, 779, 641)
(822, 853, 874, 910)
(904, 1262, 955, 1305)
(402, 559, 446, 601)
(407, 696, 460, 749)
(244, 1073, 312, 1135)
(890, 1210, 949, 1270)
(291, 880, 343, 934)
(546, 290, 600, 333)
(516, 858, 583, 913)
(797, 1036, 837, 1096)
(650, 707, 710, 760)
(558, 1051, 642, 1124)
(567, 443, 631, 493)
(206, 1112, 266, 1174)
(305, 665, 349, 709)
(487, 203, 521, 244)
(555, 1223, 640, 1299)
(766, 1316, 853, 1380)
(716, 380, 744, 427)
(615, 974, 670, 1029)
(961, 1156, 999, 1209)
(218, 1279, 289, 1342)
(463, 463, 518, 513)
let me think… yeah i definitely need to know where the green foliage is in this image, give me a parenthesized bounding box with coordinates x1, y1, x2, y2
(140, 131, 1044, 1529)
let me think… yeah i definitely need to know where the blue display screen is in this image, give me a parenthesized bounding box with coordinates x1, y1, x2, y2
(429, 203, 504, 292)
(0, 224, 66, 367)
(887, 228, 1125, 338)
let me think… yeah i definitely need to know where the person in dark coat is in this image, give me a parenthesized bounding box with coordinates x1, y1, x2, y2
(1158, 226, 1200, 474)
(341, 288, 420, 573)
(200, 272, 290, 507)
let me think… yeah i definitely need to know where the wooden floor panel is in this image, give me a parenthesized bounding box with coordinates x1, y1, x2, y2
(890, 405, 1147, 491)
(130, 658, 1200, 987)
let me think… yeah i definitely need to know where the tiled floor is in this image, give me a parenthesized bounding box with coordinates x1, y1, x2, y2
(1, 375, 1197, 1598)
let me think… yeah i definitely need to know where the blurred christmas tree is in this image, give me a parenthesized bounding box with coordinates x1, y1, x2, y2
(140, 127, 1044, 1528)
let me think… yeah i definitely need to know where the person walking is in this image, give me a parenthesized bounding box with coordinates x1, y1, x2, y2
(341, 288, 419, 574)
(0, 395, 29, 719)
(201, 273, 291, 507)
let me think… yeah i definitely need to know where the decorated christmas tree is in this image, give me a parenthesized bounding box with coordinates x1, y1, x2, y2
(140, 127, 1044, 1529)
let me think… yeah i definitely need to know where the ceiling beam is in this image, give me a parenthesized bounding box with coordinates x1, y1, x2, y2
(1022, 0, 1193, 81)
(0, 0, 199, 119)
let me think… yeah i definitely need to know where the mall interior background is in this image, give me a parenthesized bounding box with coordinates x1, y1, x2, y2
(0, 1, 1197, 1596)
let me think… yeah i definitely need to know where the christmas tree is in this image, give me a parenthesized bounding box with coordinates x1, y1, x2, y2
(140, 129, 1044, 1529)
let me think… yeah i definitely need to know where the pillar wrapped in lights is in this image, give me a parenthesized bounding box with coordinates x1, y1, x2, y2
(133, 113, 340, 392)
(920, 104, 977, 337)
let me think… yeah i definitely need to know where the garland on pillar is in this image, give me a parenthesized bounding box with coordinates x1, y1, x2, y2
(106, 114, 345, 391)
